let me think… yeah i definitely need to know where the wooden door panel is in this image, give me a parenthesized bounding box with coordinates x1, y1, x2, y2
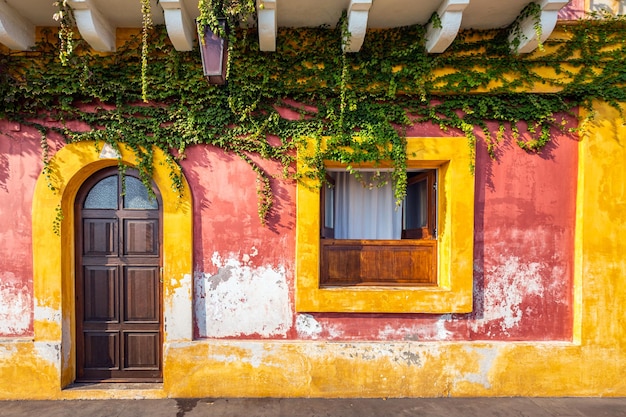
(124, 267, 159, 322)
(83, 219, 117, 256)
(124, 219, 158, 256)
(83, 332, 119, 370)
(83, 266, 118, 322)
(124, 332, 160, 370)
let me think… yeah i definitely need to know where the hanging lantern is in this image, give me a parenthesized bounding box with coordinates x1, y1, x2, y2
(198, 18, 228, 85)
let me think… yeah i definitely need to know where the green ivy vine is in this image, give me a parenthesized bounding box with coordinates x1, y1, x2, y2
(1, 8, 626, 223)
(508, 2, 543, 51)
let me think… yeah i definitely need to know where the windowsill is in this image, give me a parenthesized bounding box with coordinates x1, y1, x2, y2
(296, 136, 475, 314)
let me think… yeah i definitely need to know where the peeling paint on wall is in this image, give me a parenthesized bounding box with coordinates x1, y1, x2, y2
(296, 314, 323, 339)
(195, 251, 292, 338)
(478, 255, 545, 335)
(33, 304, 62, 328)
(375, 315, 454, 342)
(165, 273, 193, 341)
(0, 277, 32, 336)
(458, 346, 498, 389)
(209, 342, 285, 368)
(0, 344, 19, 358)
(34, 342, 61, 369)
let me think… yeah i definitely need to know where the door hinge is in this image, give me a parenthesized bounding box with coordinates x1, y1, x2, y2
(433, 182, 437, 191)
(159, 267, 164, 283)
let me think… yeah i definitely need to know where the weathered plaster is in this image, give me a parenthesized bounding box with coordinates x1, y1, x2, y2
(195, 250, 292, 338)
(0, 277, 32, 335)
(0, 95, 625, 397)
(0, 128, 40, 338)
(478, 255, 546, 335)
(164, 273, 193, 341)
(457, 346, 498, 390)
(295, 314, 324, 339)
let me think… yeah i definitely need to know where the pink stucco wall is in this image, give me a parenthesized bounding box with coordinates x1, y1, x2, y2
(0, 121, 41, 336)
(0, 111, 577, 341)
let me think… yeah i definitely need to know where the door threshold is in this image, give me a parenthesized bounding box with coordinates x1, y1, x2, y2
(62, 382, 166, 399)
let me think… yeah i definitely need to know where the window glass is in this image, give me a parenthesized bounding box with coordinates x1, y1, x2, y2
(84, 176, 118, 209)
(404, 176, 428, 229)
(123, 176, 158, 210)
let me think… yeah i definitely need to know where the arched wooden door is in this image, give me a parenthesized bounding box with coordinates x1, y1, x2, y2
(75, 167, 163, 382)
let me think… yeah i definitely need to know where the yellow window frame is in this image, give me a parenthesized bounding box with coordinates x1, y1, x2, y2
(295, 136, 475, 313)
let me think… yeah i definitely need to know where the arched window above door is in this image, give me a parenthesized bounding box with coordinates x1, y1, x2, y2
(83, 173, 158, 210)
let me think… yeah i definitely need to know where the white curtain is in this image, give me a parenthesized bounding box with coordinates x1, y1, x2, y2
(334, 172, 402, 239)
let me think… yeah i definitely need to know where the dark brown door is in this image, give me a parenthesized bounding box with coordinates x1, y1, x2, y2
(75, 167, 162, 382)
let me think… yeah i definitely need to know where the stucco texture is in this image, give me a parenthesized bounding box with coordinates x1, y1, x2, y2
(0, 101, 625, 398)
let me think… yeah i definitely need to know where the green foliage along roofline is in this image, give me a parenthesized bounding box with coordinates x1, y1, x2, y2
(1, 12, 626, 222)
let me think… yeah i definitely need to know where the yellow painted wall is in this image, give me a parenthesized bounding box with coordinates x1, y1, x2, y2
(0, 100, 625, 399)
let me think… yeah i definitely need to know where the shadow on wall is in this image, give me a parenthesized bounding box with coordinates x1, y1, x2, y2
(180, 144, 296, 340)
(0, 122, 52, 192)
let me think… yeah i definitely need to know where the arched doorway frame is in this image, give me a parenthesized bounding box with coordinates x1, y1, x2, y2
(32, 142, 193, 387)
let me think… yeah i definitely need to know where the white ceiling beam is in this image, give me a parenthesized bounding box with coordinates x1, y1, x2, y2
(258, 0, 277, 51)
(67, 0, 115, 52)
(509, 0, 569, 53)
(0, 0, 35, 50)
(425, 0, 470, 53)
(160, 0, 196, 51)
(343, 0, 372, 53)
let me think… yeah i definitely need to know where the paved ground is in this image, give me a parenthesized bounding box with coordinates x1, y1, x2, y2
(1, 397, 625, 417)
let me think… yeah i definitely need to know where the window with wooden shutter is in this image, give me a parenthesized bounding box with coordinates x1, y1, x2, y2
(320, 169, 437, 287)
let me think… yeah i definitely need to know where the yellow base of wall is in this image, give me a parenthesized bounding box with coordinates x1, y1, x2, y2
(1, 339, 625, 399)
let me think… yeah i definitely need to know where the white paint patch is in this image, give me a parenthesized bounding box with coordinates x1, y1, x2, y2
(436, 314, 453, 339)
(376, 315, 453, 342)
(0, 280, 31, 335)
(295, 314, 323, 339)
(241, 246, 259, 265)
(477, 255, 545, 335)
(34, 342, 61, 369)
(33, 304, 62, 327)
(0, 344, 19, 358)
(459, 346, 498, 389)
(209, 343, 275, 368)
(165, 273, 193, 341)
(195, 251, 292, 338)
(325, 323, 345, 339)
(299, 342, 426, 369)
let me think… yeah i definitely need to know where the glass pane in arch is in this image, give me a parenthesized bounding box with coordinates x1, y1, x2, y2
(84, 175, 118, 209)
(123, 176, 158, 210)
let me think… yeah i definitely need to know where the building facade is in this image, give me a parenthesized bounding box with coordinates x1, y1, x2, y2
(0, 0, 625, 399)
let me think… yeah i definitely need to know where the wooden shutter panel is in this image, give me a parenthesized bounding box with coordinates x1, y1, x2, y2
(402, 170, 436, 240)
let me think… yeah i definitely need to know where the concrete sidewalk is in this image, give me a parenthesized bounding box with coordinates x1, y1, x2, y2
(1, 397, 625, 417)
